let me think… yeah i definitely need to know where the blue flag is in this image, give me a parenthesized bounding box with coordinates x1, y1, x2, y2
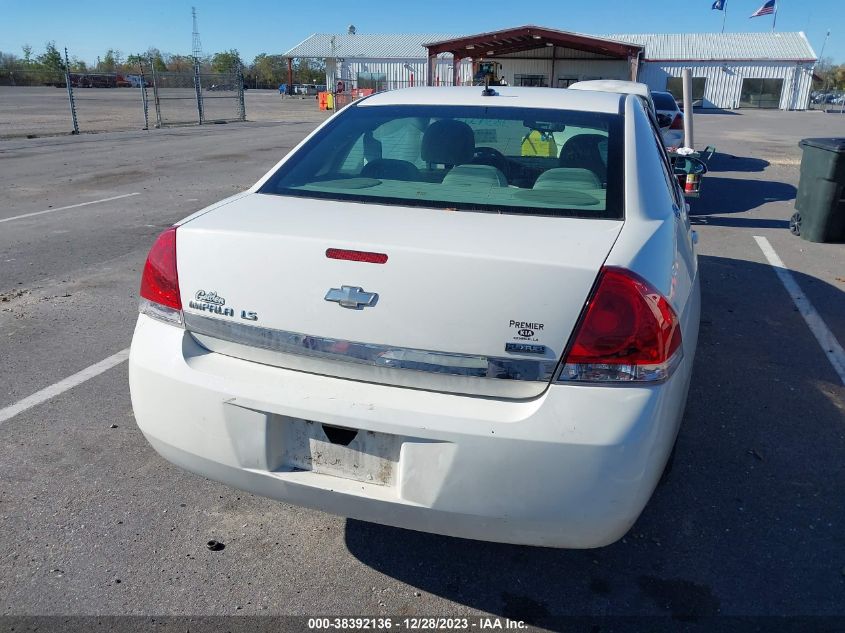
(712, 0, 726, 10)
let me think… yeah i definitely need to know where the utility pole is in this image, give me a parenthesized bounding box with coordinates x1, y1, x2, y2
(817, 30, 832, 112)
(818, 29, 831, 62)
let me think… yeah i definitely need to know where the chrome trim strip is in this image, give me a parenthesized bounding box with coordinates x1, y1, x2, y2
(184, 313, 558, 382)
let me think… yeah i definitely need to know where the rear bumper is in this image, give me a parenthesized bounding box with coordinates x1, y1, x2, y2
(129, 314, 693, 548)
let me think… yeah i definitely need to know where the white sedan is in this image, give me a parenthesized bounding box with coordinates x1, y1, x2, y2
(129, 86, 700, 548)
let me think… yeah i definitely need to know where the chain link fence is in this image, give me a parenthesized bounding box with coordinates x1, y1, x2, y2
(0, 68, 78, 137)
(0, 68, 67, 87)
(0, 51, 246, 138)
(138, 60, 245, 127)
(197, 69, 246, 122)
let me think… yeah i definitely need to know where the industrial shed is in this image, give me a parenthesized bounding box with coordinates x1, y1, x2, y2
(283, 26, 818, 110)
(606, 32, 817, 109)
(282, 32, 473, 90)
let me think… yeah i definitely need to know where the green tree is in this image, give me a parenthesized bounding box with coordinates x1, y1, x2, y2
(0, 52, 22, 71)
(251, 53, 287, 87)
(166, 54, 193, 72)
(68, 57, 88, 72)
(99, 48, 120, 72)
(21, 44, 32, 64)
(835, 65, 845, 90)
(146, 48, 167, 72)
(814, 58, 845, 91)
(125, 53, 145, 72)
(293, 57, 325, 84)
(211, 49, 242, 73)
(37, 41, 65, 73)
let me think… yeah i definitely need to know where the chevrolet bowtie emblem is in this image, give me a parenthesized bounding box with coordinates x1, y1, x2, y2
(324, 285, 379, 310)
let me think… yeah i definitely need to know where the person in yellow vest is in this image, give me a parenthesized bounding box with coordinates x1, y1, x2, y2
(521, 129, 558, 158)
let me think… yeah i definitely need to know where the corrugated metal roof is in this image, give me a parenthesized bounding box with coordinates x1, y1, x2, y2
(602, 32, 817, 61)
(285, 31, 817, 62)
(284, 33, 464, 59)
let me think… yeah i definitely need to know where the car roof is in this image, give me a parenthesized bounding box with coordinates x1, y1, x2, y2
(569, 80, 651, 100)
(358, 86, 624, 114)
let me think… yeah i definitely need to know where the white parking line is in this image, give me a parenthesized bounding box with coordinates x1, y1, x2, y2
(754, 236, 845, 386)
(0, 192, 140, 224)
(0, 349, 130, 425)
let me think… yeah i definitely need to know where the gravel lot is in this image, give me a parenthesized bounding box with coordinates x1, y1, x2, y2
(0, 86, 327, 138)
(0, 105, 844, 631)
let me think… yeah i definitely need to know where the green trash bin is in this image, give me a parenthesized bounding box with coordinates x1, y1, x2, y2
(792, 137, 845, 243)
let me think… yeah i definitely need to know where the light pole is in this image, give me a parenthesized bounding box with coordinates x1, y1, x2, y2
(817, 30, 831, 111)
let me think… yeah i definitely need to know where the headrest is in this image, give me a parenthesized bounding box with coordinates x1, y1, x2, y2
(360, 159, 420, 182)
(421, 119, 475, 166)
(559, 134, 607, 163)
(442, 164, 508, 188)
(533, 168, 602, 190)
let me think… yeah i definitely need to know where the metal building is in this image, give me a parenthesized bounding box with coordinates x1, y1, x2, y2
(282, 33, 474, 90)
(283, 26, 818, 110)
(606, 32, 817, 109)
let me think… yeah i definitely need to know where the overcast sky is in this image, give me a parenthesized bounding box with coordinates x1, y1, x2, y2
(2, 0, 842, 64)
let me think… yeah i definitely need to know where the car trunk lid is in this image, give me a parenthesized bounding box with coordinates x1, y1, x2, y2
(176, 193, 622, 398)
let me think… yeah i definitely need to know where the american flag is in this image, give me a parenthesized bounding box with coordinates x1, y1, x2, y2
(750, 0, 775, 17)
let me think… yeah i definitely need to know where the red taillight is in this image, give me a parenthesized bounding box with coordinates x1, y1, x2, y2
(140, 227, 181, 310)
(670, 113, 684, 130)
(559, 267, 682, 382)
(326, 248, 388, 264)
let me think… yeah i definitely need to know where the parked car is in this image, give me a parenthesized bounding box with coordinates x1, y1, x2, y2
(294, 83, 320, 96)
(129, 86, 700, 548)
(569, 79, 656, 117)
(89, 74, 116, 88)
(812, 92, 843, 105)
(652, 90, 685, 148)
(570, 81, 688, 149)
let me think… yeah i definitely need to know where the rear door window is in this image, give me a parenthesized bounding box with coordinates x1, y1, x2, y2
(259, 104, 625, 219)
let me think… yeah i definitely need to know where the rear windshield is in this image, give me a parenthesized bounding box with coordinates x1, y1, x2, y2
(652, 92, 679, 111)
(259, 104, 624, 219)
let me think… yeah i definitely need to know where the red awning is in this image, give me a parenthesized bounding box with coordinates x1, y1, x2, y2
(424, 25, 643, 60)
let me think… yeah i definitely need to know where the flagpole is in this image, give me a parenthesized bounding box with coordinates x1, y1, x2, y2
(772, 0, 778, 32)
(722, 1, 728, 33)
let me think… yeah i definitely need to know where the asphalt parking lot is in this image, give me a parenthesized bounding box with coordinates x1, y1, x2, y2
(1, 105, 844, 630)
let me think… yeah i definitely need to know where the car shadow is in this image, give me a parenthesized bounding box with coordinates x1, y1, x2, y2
(689, 108, 741, 116)
(689, 176, 796, 215)
(705, 152, 770, 173)
(344, 254, 845, 627)
(690, 216, 790, 230)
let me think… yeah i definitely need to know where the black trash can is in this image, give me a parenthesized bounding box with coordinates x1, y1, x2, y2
(793, 137, 845, 243)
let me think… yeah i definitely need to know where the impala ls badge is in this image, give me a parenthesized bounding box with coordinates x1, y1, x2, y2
(325, 285, 379, 310)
